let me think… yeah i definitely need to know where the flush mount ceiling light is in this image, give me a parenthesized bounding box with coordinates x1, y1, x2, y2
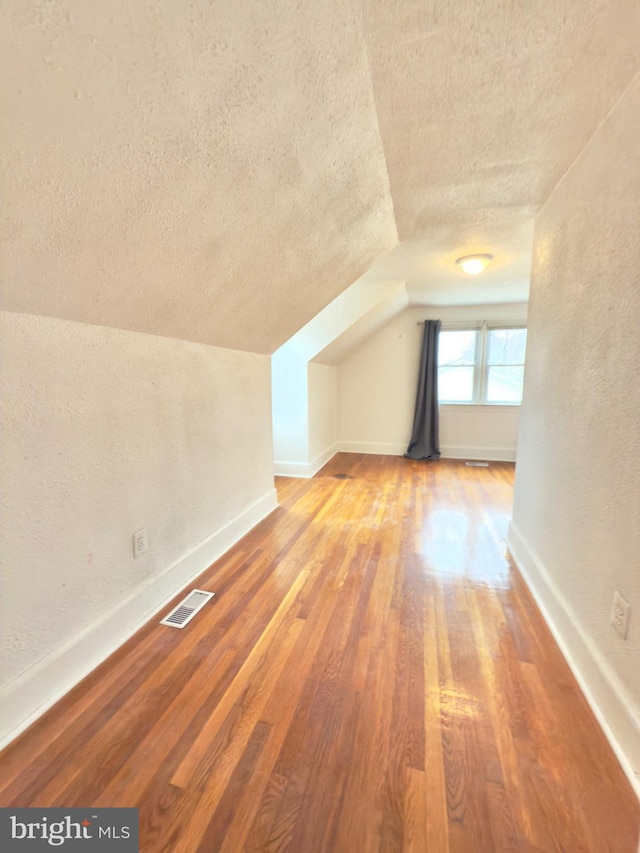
(455, 254, 494, 275)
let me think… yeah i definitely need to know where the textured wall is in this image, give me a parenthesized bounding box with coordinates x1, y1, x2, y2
(338, 304, 527, 458)
(512, 75, 640, 714)
(0, 0, 396, 353)
(0, 312, 274, 689)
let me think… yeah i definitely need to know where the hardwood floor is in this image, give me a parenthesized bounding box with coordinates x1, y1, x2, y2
(1, 454, 638, 851)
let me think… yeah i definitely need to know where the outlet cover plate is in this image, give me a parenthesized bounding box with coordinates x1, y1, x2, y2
(611, 591, 631, 639)
(133, 528, 148, 558)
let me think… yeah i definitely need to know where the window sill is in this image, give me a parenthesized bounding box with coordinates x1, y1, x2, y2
(438, 402, 522, 409)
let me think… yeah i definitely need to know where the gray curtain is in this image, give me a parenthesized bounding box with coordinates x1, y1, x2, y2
(405, 319, 441, 460)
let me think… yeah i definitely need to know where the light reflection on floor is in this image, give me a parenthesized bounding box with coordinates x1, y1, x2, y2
(416, 506, 514, 588)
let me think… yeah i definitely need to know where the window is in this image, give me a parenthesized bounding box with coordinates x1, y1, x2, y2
(437, 324, 527, 405)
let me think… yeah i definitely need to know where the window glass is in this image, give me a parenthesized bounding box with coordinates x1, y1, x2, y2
(438, 330, 477, 366)
(436, 326, 527, 405)
(437, 330, 477, 402)
(485, 328, 527, 403)
(487, 328, 527, 366)
(486, 366, 525, 403)
(438, 366, 475, 402)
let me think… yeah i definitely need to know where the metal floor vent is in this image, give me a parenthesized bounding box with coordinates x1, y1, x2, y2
(160, 589, 215, 629)
(465, 461, 489, 467)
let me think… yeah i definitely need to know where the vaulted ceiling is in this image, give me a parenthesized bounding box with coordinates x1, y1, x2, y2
(363, 0, 640, 305)
(2, 1, 639, 353)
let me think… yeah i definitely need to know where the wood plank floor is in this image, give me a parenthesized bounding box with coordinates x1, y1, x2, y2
(1, 454, 638, 851)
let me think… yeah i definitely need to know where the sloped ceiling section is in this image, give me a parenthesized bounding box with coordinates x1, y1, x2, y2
(4, 2, 640, 353)
(361, 0, 640, 302)
(0, 0, 397, 353)
(312, 281, 408, 366)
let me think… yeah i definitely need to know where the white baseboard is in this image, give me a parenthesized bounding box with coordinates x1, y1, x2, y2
(273, 460, 312, 478)
(308, 443, 338, 476)
(0, 488, 278, 751)
(441, 445, 516, 462)
(337, 441, 407, 456)
(273, 444, 338, 478)
(336, 442, 516, 462)
(507, 521, 640, 799)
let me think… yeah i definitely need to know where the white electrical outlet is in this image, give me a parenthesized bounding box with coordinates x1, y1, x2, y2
(133, 528, 148, 558)
(611, 591, 631, 639)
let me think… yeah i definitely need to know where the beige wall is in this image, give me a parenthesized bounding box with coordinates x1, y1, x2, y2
(509, 73, 640, 789)
(271, 279, 406, 476)
(0, 312, 276, 744)
(338, 303, 527, 461)
(308, 363, 338, 466)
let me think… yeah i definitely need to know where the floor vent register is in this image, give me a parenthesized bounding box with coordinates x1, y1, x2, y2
(160, 589, 215, 629)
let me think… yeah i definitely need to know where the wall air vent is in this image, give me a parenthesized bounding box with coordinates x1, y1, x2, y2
(160, 589, 215, 629)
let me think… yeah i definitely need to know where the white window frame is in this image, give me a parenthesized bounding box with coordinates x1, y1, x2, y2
(437, 322, 527, 406)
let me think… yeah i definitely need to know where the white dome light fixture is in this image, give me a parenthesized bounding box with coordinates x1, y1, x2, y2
(455, 253, 494, 275)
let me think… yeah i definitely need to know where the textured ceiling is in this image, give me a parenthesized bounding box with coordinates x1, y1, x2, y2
(2, 1, 639, 352)
(1, 0, 396, 353)
(361, 0, 640, 303)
